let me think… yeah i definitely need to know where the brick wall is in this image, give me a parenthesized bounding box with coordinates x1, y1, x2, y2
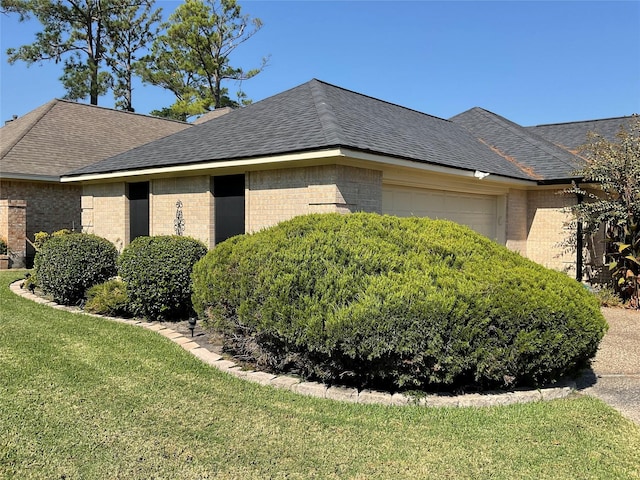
(0, 199, 26, 267)
(505, 188, 528, 256)
(247, 165, 382, 233)
(0, 179, 81, 266)
(525, 188, 577, 274)
(151, 176, 212, 246)
(82, 183, 127, 251)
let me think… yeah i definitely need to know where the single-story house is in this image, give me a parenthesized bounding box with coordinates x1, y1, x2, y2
(0, 99, 191, 267)
(60, 79, 633, 282)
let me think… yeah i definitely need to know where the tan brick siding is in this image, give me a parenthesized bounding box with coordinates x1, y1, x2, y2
(505, 189, 528, 256)
(151, 176, 212, 246)
(82, 183, 127, 251)
(525, 189, 577, 274)
(247, 165, 382, 233)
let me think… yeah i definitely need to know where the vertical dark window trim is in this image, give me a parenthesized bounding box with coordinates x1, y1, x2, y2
(213, 174, 245, 244)
(128, 181, 149, 241)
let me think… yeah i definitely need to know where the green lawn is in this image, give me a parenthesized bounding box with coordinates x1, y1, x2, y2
(1, 270, 639, 479)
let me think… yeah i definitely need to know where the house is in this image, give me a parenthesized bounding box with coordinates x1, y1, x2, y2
(0, 99, 191, 267)
(60, 79, 633, 281)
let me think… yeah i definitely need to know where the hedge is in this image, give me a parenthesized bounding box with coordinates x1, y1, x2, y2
(192, 213, 607, 392)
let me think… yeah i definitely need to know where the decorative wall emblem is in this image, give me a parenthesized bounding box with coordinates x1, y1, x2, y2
(174, 200, 185, 236)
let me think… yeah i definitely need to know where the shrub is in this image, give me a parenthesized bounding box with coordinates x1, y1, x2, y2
(192, 213, 608, 392)
(33, 229, 72, 250)
(0, 238, 7, 255)
(118, 236, 207, 320)
(34, 233, 118, 305)
(85, 279, 130, 317)
(592, 285, 622, 308)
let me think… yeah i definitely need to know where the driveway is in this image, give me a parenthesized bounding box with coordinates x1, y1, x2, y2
(577, 307, 640, 425)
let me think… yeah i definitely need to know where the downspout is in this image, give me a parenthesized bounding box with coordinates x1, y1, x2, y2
(575, 186, 584, 282)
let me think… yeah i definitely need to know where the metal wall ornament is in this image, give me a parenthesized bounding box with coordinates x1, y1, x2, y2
(174, 200, 185, 236)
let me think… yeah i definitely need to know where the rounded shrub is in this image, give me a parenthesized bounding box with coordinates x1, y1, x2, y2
(192, 213, 608, 392)
(34, 233, 118, 305)
(118, 235, 208, 320)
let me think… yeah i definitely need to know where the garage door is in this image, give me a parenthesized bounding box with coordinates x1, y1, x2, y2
(382, 185, 498, 240)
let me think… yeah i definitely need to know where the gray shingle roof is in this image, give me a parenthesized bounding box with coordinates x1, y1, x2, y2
(65, 79, 532, 181)
(527, 116, 635, 152)
(0, 99, 190, 179)
(450, 107, 584, 181)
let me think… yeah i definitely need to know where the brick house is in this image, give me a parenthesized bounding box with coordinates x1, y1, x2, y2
(0, 99, 191, 267)
(61, 79, 633, 282)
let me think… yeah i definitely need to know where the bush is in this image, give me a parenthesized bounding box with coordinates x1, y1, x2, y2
(592, 285, 622, 308)
(34, 233, 118, 305)
(0, 238, 7, 255)
(85, 279, 130, 317)
(192, 213, 608, 392)
(118, 236, 207, 320)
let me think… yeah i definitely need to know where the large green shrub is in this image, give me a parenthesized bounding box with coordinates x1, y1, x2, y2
(118, 236, 207, 320)
(192, 213, 607, 392)
(34, 233, 118, 305)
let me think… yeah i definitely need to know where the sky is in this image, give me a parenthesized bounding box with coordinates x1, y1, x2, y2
(1, 1, 639, 127)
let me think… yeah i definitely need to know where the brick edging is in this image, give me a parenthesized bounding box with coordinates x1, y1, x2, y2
(9, 280, 576, 407)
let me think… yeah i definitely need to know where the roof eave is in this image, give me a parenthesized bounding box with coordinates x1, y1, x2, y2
(0, 172, 61, 182)
(61, 146, 539, 187)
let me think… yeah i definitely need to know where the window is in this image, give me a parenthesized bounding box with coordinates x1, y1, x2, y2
(128, 181, 149, 241)
(213, 174, 245, 244)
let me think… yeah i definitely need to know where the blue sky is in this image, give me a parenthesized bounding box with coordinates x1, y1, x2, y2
(1, 1, 639, 126)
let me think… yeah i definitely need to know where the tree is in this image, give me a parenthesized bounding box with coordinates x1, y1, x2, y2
(105, 0, 161, 111)
(140, 0, 268, 121)
(2, 0, 160, 108)
(567, 115, 640, 307)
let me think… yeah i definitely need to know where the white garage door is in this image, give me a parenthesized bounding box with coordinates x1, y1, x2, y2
(382, 185, 498, 240)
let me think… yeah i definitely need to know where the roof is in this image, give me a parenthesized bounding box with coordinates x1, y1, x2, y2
(0, 99, 191, 180)
(64, 79, 531, 181)
(450, 107, 584, 181)
(527, 116, 635, 152)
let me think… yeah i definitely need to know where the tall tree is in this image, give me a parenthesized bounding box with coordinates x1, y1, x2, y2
(105, 0, 161, 111)
(141, 0, 268, 120)
(566, 116, 640, 307)
(2, 0, 160, 108)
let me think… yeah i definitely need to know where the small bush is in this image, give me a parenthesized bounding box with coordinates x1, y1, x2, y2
(118, 236, 207, 320)
(34, 233, 118, 305)
(85, 279, 130, 317)
(592, 286, 622, 307)
(0, 238, 7, 255)
(192, 213, 608, 392)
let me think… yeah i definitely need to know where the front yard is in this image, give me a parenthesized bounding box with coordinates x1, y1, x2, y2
(1, 270, 639, 479)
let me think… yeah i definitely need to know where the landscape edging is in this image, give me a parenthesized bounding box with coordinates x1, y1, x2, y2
(9, 280, 576, 407)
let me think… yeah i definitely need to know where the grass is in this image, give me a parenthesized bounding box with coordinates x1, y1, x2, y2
(1, 270, 639, 479)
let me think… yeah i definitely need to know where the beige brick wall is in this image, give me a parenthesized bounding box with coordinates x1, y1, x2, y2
(505, 188, 528, 256)
(82, 182, 127, 251)
(151, 176, 212, 246)
(0, 179, 81, 265)
(525, 189, 577, 274)
(247, 165, 382, 233)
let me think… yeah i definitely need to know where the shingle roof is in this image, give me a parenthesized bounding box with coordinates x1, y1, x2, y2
(65, 79, 532, 181)
(527, 116, 634, 152)
(0, 99, 190, 179)
(450, 107, 584, 181)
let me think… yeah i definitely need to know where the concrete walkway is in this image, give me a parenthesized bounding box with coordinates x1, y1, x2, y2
(577, 307, 640, 425)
